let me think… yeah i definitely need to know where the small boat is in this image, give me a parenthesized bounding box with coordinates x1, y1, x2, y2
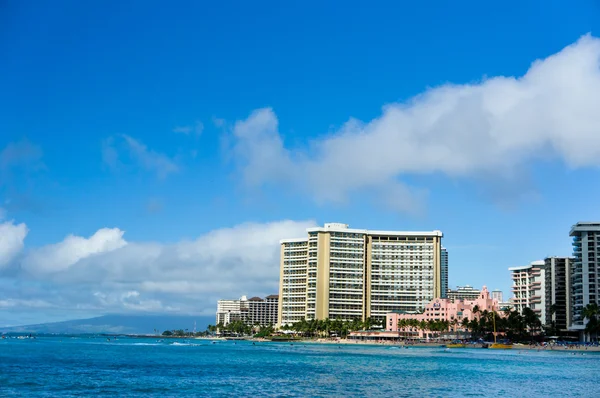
(446, 342, 466, 348)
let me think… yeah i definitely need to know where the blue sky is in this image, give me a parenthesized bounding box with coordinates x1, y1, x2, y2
(1, 1, 600, 326)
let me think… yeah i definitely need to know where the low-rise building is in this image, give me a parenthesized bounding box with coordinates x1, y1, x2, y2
(386, 286, 500, 338)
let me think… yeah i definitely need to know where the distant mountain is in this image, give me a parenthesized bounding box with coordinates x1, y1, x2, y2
(0, 314, 215, 335)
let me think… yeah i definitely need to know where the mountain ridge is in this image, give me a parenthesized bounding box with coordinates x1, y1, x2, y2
(0, 314, 214, 335)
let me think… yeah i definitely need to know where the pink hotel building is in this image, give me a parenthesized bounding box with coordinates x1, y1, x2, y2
(385, 286, 500, 338)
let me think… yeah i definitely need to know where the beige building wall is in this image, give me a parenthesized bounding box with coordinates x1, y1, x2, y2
(315, 232, 331, 319)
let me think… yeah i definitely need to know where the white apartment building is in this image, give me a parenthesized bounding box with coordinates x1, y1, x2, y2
(279, 223, 443, 326)
(217, 294, 279, 326)
(216, 296, 249, 326)
(509, 260, 546, 322)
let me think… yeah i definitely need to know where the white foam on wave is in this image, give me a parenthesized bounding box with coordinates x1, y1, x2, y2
(131, 343, 161, 346)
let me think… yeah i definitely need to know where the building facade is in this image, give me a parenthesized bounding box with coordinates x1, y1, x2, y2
(386, 286, 500, 338)
(441, 247, 449, 299)
(491, 289, 503, 303)
(509, 257, 574, 331)
(448, 285, 481, 302)
(509, 261, 546, 322)
(247, 295, 279, 326)
(217, 295, 278, 326)
(216, 296, 249, 326)
(570, 222, 600, 335)
(544, 257, 573, 332)
(278, 223, 443, 326)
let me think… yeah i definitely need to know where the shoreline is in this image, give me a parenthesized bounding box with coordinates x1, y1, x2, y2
(248, 337, 600, 352)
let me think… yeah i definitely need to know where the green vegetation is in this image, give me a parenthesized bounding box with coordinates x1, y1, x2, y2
(280, 317, 385, 338)
(582, 302, 599, 340)
(455, 307, 541, 342)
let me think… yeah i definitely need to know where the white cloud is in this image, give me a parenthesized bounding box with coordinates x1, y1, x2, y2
(122, 135, 179, 178)
(173, 121, 204, 136)
(1, 219, 315, 320)
(102, 135, 179, 179)
(22, 228, 127, 274)
(0, 221, 28, 269)
(228, 35, 600, 212)
(0, 140, 44, 176)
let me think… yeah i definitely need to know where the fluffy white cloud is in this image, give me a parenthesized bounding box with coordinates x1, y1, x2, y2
(0, 221, 28, 269)
(102, 135, 179, 179)
(229, 35, 600, 212)
(173, 121, 204, 136)
(1, 219, 315, 320)
(22, 228, 127, 274)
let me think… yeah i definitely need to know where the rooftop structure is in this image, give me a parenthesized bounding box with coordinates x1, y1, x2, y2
(447, 285, 480, 302)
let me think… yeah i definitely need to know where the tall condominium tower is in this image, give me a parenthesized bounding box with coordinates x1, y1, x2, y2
(570, 222, 600, 335)
(278, 223, 443, 326)
(544, 257, 573, 332)
(440, 247, 449, 299)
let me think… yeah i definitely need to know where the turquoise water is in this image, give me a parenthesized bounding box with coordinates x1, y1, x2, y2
(1, 337, 598, 397)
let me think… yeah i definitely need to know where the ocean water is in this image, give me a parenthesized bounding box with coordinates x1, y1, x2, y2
(1, 337, 599, 397)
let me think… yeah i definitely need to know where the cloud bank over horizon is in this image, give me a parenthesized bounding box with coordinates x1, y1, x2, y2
(0, 218, 315, 326)
(229, 35, 600, 213)
(4, 35, 600, 325)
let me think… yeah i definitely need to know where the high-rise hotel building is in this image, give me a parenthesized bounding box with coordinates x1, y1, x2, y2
(570, 222, 600, 334)
(278, 223, 443, 326)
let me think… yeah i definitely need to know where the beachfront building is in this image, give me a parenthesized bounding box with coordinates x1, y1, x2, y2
(509, 260, 546, 322)
(570, 222, 600, 338)
(447, 285, 480, 302)
(248, 295, 279, 326)
(441, 247, 449, 299)
(509, 257, 574, 331)
(216, 296, 249, 326)
(544, 257, 573, 332)
(386, 286, 500, 338)
(217, 295, 279, 326)
(278, 223, 444, 326)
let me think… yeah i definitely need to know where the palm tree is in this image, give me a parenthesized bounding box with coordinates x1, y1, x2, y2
(582, 303, 600, 341)
(522, 307, 541, 341)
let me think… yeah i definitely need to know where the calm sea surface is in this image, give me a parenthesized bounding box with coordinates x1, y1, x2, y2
(1, 337, 598, 397)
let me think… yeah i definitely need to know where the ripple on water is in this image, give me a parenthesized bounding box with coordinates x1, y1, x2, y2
(1, 339, 599, 397)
